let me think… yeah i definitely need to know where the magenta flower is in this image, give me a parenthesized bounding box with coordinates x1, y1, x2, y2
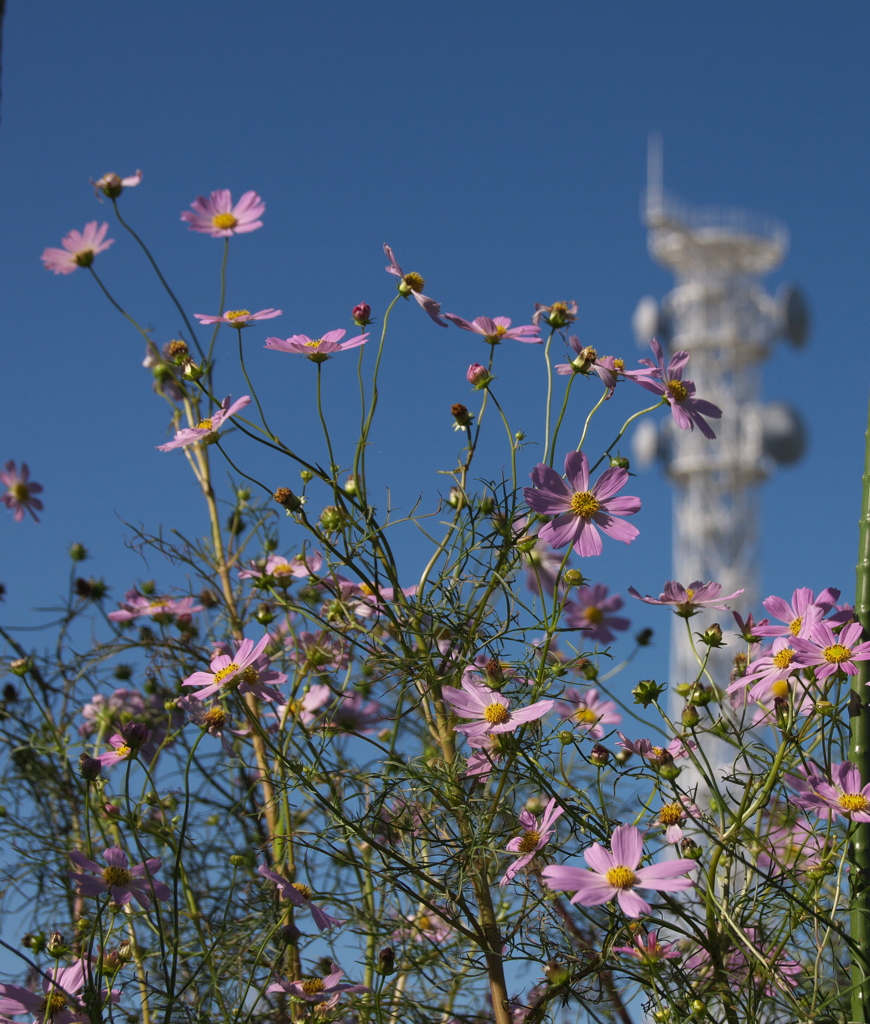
(557, 687, 621, 739)
(441, 675, 553, 741)
(108, 589, 203, 623)
(613, 930, 681, 964)
(565, 584, 630, 643)
(383, 244, 447, 327)
(267, 963, 369, 1002)
(790, 620, 870, 680)
(554, 337, 621, 392)
(617, 734, 696, 764)
(97, 725, 152, 769)
(157, 395, 250, 451)
(326, 692, 383, 734)
(0, 461, 43, 522)
(443, 314, 541, 345)
(181, 189, 265, 237)
(194, 308, 281, 328)
(625, 338, 721, 438)
(182, 635, 286, 702)
(628, 579, 744, 618)
(727, 636, 803, 702)
(541, 823, 695, 918)
(524, 451, 640, 558)
(753, 586, 843, 639)
(500, 798, 564, 887)
(41, 221, 113, 275)
(790, 761, 870, 822)
(0, 959, 118, 1024)
(69, 847, 170, 908)
(258, 865, 345, 931)
(264, 329, 369, 363)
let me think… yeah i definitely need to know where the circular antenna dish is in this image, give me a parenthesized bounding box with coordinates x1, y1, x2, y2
(632, 296, 660, 345)
(761, 401, 806, 464)
(777, 285, 810, 347)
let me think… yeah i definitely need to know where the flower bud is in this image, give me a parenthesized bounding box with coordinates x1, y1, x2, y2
(76, 577, 108, 601)
(681, 703, 700, 728)
(579, 659, 599, 681)
(122, 722, 151, 750)
(680, 837, 703, 860)
(635, 627, 653, 647)
(451, 403, 473, 429)
(562, 569, 586, 588)
(690, 1000, 706, 1016)
(614, 749, 631, 765)
(657, 762, 682, 781)
(95, 172, 124, 198)
(698, 623, 724, 648)
(352, 303, 373, 326)
(319, 505, 345, 532)
(448, 487, 465, 509)
(632, 679, 665, 707)
(300, 469, 314, 483)
(557, 730, 574, 746)
(228, 854, 247, 867)
(199, 587, 219, 608)
(589, 743, 610, 767)
(343, 476, 358, 496)
(9, 657, 30, 677)
(104, 803, 121, 817)
(376, 947, 396, 975)
(79, 753, 103, 782)
(815, 700, 836, 717)
(544, 960, 570, 986)
(569, 344, 597, 374)
(281, 924, 302, 944)
(609, 455, 630, 470)
(180, 359, 204, 381)
(479, 495, 495, 515)
(69, 543, 88, 562)
(273, 488, 302, 512)
(23, 932, 46, 954)
(466, 363, 491, 388)
(256, 603, 276, 625)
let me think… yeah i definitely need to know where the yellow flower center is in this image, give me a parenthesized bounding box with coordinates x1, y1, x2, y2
(41, 993, 68, 1017)
(651, 746, 666, 759)
(196, 418, 214, 431)
(213, 662, 241, 688)
(401, 272, 425, 292)
(113, 744, 132, 759)
(605, 865, 637, 889)
(304, 339, 325, 347)
(301, 979, 325, 996)
(483, 702, 510, 724)
(772, 648, 795, 669)
(270, 562, 293, 576)
(789, 616, 802, 636)
(574, 708, 598, 725)
(516, 830, 542, 853)
(103, 865, 134, 886)
(225, 309, 251, 322)
(291, 882, 312, 899)
(203, 706, 228, 729)
(212, 213, 238, 230)
(685, 589, 695, 601)
(570, 491, 600, 518)
(550, 302, 570, 318)
(238, 665, 259, 686)
(416, 914, 432, 931)
(839, 793, 869, 813)
(824, 643, 851, 665)
(658, 802, 683, 825)
(771, 679, 790, 699)
(584, 607, 603, 624)
(666, 379, 688, 403)
(11, 483, 29, 500)
(613, 358, 625, 370)
(495, 324, 508, 337)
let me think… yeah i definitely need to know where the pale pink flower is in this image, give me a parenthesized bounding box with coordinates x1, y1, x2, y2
(194, 308, 281, 328)
(258, 865, 345, 931)
(500, 798, 564, 887)
(97, 725, 152, 768)
(443, 314, 540, 345)
(649, 796, 699, 844)
(613, 929, 681, 964)
(617, 734, 696, 764)
(295, 683, 333, 726)
(628, 579, 744, 618)
(557, 687, 620, 739)
(41, 222, 113, 275)
(441, 675, 553, 741)
(0, 959, 118, 1024)
(532, 301, 578, 328)
(182, 635, 286, 703)
(108, 588, 203, 623)
(383, 244, 447, 326)
(177, 698, 248, 755)
(753, 586, 843, 639)
(542, 823, 695, 917)
(790, 620, 870, 680)
(524, 451, 640, 558)
(393, 909, 454, 944)
(264, 328, 369, 362)
(267, 963, 369, 1002)
(181, 189, 265, 237)
(157, 395, 250, 451)
(0, 461, 43, 522)
(565, 584, 630, 643)
(554, 337, 621, 393)
(69, 847, 170, 908)
(239, 550, 324, 583)
(790, 760, 870, 822)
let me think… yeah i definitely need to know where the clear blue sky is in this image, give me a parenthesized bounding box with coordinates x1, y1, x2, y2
(1, 2, 868, 683)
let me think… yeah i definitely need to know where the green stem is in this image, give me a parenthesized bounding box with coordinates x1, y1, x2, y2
(87, 268, 157, 353)
(541, 328, 556, 463)
(850, 389, 870, 1024)
(236, 327, 276, 439)
(317, 362, 337, 477)
(206, 238, 230, 369)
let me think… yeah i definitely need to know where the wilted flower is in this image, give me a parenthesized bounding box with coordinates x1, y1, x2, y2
(181, 189, 265, 237)
(258, 865, 345, 931)
(532, 301, 578, 328)
(41, 222, 114, 275)
(383, 244, 447, 326)
(628, 580, 744, 618)
(92, 170, 142, 199)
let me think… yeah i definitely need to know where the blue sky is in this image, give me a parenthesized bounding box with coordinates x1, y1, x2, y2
(1, 1, 868, 684)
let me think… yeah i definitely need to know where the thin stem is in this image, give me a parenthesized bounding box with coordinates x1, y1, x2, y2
(87, 268, 157, 353)
(317, 362, 337, 478)
(541, 328, 556, 464)
(206, 238, 230, 369)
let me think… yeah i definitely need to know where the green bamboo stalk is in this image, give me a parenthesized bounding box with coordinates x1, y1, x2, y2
(850, 390, 870, 1024)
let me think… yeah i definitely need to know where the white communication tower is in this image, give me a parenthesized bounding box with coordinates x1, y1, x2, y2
(632, 136, 809, 729)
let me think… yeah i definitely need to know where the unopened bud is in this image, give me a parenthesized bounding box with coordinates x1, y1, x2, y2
(579, 659, 599, 681)
(199, 587, 219, 608)
(95, 172, 124, 198)
(698, 623, 724, 648)
(635, 627, 653, 646)
(815, 700, 836, 717)
(76, 577, 108, 601)
(609, 455, 630, 470)
(657, 762, 682, 781)
(680, 838, 703, 860)
(256, 603, 276, 625)
(562, 569, 585, 588)
(557, 730, 574, 746)
(23, 933, 46, 954)
(180, 359, 205, 381)
(343, 476, 358, 496)
(451, 402, 473, 429)
(544, 960, 570, 986)
(682, 703, 700, 728)
(281, 924, 301, 944)
(273, 488, 302, 512)
(228, 854, 246, 867)
(632, 679, 664, 707)
(300, 469, 314, 483)
(376, 947, 396, 975)
(447, 487, 465, 509)
(79, 753, 103, 782)
(589, 743, 610, 767)
(46, 932, 67, 958)
(352, 303, 373, 326)
(69, 543, 88, 562)
(479, 495, 495, 514)
(614, 749, 631, 765)
(466, 363, 491, 388)
(690, 1000, 706, 1016)
(319, 505, 345, 532)
(9, 657, 30, 677)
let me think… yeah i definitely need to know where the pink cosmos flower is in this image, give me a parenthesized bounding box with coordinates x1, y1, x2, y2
(554, 337, 621, 393)
(239, 550, 324, 583)
(0, 461, 43, 522)
(181, 189, 265, 237)
(442, 314, 541, 345)
(613, 930, 681, 964)
(182, 635, 286, 703)
(0, 959, 118, 1024)
(756, 815, 826, 877)
(524, 451, 641, 558)
(790, 620, 870, 680)
(288, 630, 351, 674)
(500, 798, 564, 887)
(441, 675, 553, 741)
(628, 579, 744, 618)
(383, 244, 447, 327)
(41, 222, 113, 275)
(177, 698, 248, 755)
(267, 963, 369, 1002)
(69, 847, 170, 908)
(790, 760, 870, 822)
(532, 301, 578, 328)
(393, 909, 454, 944)
(624, 338, 722, 438)
(292, 683, 332, 726)
(258, 865, 345, 931)
(617, 734, 696, 764)
(541, 823, 695, 918)
(565, 584, 630, 644)
(157, 395, 250, 451)
(685, 928, 800, 996)
(325, 692, 383, 734)
(752, 587, 843, 639)
(194, 308, 281, 328)
(97, 724, 152, 768)
(557, 687, 621, 739)
(92, 169, 142, 198)
(264, 329, 369, 363)
(649, 796, 699, 844)
(726, 637, 814, 718)
(464, 735, 503, 781)
(108, 589, 203, 623)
